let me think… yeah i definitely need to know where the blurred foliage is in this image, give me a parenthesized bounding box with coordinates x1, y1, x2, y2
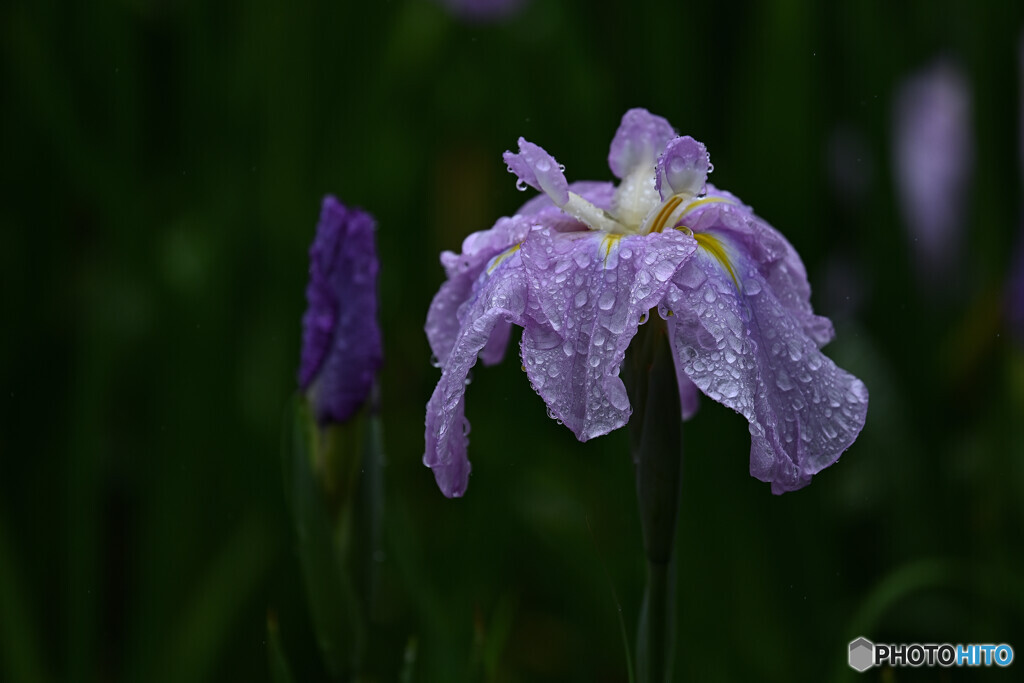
(2, 0, 1024, 681)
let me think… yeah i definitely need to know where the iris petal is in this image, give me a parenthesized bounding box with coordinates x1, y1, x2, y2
(424, 253, 528, 497)
(655, 136, 709, 200)
(664, 230, 868, 493)
(608, 108, 676, 180)
(426, 213, 535, 365)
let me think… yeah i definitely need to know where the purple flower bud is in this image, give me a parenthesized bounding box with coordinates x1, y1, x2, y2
(299, 196, 382, 425)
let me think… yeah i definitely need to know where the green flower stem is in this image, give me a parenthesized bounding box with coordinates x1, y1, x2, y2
(286, 397, 367, 680)
(626, 315, 683, 683)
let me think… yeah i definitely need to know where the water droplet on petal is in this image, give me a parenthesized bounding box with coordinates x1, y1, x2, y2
(515, 179, 527, 191)
(638, 311, 649, 324)
(430, 354, 441, 368)
(598, 290, 616, 311)
(720, 380, 740, 398)
(574, 290, 588, 308)
(744, 279, 762, 295)
(606, 381, 630, 410)
(653, 260, 675, 282)
(703, 288, 717, 303)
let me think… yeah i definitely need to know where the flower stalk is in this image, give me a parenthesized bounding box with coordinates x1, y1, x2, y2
(625, 314, 683, 683)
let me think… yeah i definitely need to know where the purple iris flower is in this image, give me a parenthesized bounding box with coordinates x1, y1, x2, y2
(1009, 226, 1024, 342)
(299, 196, 383, 425)
(893, 59, 973, 286)
(435, 0, 527, 22)
(424, 109, 868, 497)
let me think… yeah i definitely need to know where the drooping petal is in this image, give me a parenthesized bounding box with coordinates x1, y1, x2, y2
(424, 254, 528, 498)
(663, 228, 868, 494)
(426, 214, 534, 365)
(608, 108, 676, 180)
(655, 136, 709, 200)
(503, 138, 570, 206)
(685, 193, 835, 347)
(299, 196, 382, 424)
(674, 362, 701, 420)
(519, 226, 696, 441)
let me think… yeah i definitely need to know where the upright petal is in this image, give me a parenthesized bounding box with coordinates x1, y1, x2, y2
(299, 196, 383, 424)
(608, 108, 676, 179)
(519, 226, 695, 441)
(425, 254, 528, 497)
(664, 228, 868, 493)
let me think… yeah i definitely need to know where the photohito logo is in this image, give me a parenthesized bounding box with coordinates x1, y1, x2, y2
(848, 637, 1014, 671)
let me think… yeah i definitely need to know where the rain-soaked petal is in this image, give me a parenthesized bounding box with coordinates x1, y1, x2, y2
(426, 213, 535, 365)
(686, 196, 835, 347)
(608, 108, 676, 180)
(299, 196, 382, 425)
(519, 226, 695, 440)
(663, 231, 868, 493)
(425, 254, 528, 498)
(655, 136, 709, 200)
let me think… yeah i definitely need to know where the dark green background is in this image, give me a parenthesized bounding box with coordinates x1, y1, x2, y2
(3, 0, 1023, 681)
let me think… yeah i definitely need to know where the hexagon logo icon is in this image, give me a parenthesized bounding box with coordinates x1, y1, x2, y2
(848, 637, 874, 672)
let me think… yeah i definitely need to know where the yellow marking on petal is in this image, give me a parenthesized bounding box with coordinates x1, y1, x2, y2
(679, 196, 734, 217)
(693, 232, 740, 292)
(486, 243, 521, 274)
(600, 233, 622, 267)
(649, 195, 683, 233)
